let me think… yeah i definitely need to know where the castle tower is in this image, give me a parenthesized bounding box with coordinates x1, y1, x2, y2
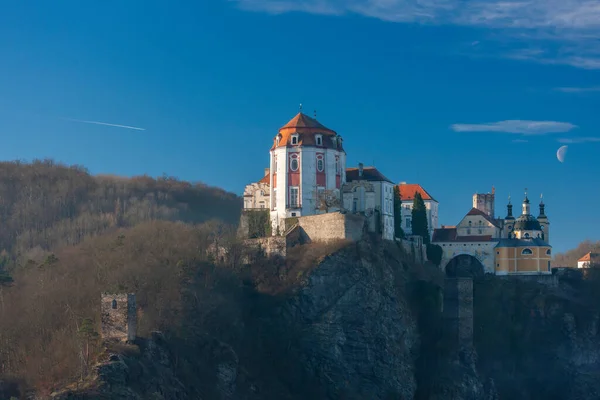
(537, 194, 550, 243)
(472, 186, 495, 218)
(512, 190, 543, 240)
(269, 112, 346, 233)
(504, 195, 515, 238)
(101, 293, 137, 342)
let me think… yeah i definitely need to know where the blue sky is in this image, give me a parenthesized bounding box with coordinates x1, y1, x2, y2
(0, 1, 599, 254)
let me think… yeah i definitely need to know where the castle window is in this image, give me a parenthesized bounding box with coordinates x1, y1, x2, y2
(111, 299, 117, 309)
(316, 135, 323, 146)
(289, 187, 299, 207)
(290, 155, 299, 172)
(478, 229, 482, 234)
(467, 229, 471, 234)
(524, 233, 530, 239)
(522, 248, 533, 255)
(291, 135, 299, 145)
(546, 249, 551, 255)
(317, 155, 324, 172)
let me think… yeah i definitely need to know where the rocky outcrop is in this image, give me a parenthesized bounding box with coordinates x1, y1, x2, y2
(272, 239, 419, 399)
(51, 332, 187, 400)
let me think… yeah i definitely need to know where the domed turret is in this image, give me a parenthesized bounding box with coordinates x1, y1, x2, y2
(512, 190, 543, 240)
(269, 110, 347, 234)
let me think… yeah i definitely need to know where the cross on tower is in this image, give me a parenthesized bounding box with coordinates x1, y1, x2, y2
(299, 103, 303, 112)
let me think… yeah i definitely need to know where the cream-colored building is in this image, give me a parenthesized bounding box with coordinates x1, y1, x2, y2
(243, 169, 270, 210)
(433, 191, 551, 276)
(343, 163, 395, 240)
(578, 252, 600, 269)
(397, 183, 438, 239)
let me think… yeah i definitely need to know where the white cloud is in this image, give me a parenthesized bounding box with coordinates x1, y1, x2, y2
(557, 137, 600, 143)
(450, 120, 578, 135)
(231, 0, 600, 69)
(554, 86, 600, 93)
(512, 139, 529, 143)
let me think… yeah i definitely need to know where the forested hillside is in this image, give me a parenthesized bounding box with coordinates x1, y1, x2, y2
(0, 159, 241, 267)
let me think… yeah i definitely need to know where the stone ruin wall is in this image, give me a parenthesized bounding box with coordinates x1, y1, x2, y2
(101, 293, 137, 342)
(295, 212, 365, 243)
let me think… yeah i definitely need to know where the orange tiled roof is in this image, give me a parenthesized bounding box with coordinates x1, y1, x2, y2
(271, 112, 344, 151)
(579, 252, 600, 262)
(258, 174, 269, 184)
(397, 183, 436, 202)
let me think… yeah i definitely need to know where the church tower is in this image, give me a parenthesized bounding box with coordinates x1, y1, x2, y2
(269, 111, 346, 233)
(504, 196, 515, 238)
(512, 191, 544, 240)
(537, 194, 550, 243)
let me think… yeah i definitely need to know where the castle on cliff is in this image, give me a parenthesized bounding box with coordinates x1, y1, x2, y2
(241, 110, 551, 276)
(243, 111, 396, 241)
(432, 190, 551, 276)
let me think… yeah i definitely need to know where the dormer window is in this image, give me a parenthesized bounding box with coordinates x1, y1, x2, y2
(276, 134, 281, 146)
(316, 135, 323, 146)
(291, 135, 299, 145)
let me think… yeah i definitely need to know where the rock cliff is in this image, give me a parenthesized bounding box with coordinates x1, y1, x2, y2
(47, 241, 600, 400)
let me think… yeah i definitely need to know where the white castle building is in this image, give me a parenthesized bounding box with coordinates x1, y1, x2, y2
(243, 111, 396, 240)
(397, 183, 438, 239)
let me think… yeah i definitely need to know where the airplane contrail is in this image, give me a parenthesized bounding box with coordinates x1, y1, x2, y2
(64, 118, 146, 131)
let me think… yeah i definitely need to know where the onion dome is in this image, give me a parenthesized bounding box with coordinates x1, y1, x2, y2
(513, 214, 542, 231)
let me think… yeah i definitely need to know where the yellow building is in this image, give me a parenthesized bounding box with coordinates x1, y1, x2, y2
(434, 191, 551, 276)
(495, 194, 551, 275)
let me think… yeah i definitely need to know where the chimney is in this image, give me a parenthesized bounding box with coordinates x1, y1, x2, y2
(400, 181, 407, 185)
(358, 163, 364, 177)
(264, 168, 270, 176)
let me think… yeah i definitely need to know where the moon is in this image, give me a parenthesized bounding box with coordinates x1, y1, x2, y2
(557, 145, 568, 163)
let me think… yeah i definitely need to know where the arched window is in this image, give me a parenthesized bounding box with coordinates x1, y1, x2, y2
(316, 155, 324, 172)
(290, 155, 299, 171)
(546, 249, 551, 255)
(522, 248, 533, 255)
(111, 299, 117, 309)
(524, 233, 530, 238)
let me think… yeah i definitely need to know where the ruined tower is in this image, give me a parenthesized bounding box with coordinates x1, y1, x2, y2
(101, 293, 137, 342)
(472, 186, 495, 219)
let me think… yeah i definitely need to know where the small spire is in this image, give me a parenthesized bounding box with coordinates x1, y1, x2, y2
(540, 193, 544, 204)
(299, 103, 303, 113)
(314, 109, 317, 118)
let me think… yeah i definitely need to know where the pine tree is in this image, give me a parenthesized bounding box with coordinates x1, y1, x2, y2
(411, 192, 430, 244)
(393, 186, 405, 239)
